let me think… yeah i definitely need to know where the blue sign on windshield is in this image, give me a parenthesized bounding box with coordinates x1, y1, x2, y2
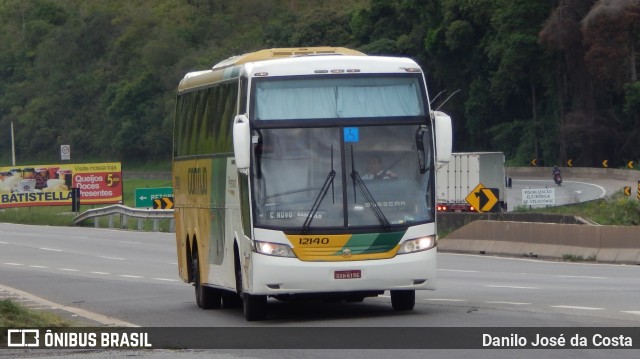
(344, 127, 359, 142)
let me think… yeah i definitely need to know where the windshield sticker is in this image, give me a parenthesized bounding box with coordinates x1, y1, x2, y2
(343, 127, 359, 143)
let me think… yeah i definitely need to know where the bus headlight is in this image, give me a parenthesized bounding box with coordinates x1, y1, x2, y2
(397, 236, 437, 254)
(254, 241, 295, 257)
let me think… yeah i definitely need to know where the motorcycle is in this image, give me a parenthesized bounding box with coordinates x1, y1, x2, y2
(553, 172, 562, 186)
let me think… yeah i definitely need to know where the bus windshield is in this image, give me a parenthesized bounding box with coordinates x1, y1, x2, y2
(250, 124, 434, 231)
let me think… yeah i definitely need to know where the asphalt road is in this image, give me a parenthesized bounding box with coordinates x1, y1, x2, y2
(1, 218, 639, 357)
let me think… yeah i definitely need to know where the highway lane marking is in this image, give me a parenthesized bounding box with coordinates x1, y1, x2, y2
(486, 301, 531, 306)
(486, 285, 539, 290)
(39, 247, 62, 252)
(426, 298, 468, 302)
(621, 311, 640, 316)
(59, 268, 79, 272)
(4, 263, 23, 266)
(29, 265, 48, 269)
(0, 241, 8, 244)
(119, 274, 143, 279)
(90, 271, 110, 275)
(99, 256, 125, 260)
(438, 269, 479, 273)
(152, 277, 179, 282)
(550, 305, 604, 311)
(559, 275, 606, 279)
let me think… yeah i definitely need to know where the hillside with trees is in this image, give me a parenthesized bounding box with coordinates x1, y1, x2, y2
(0, 0, 638, 168)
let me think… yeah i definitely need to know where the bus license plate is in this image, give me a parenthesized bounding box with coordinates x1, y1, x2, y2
(334, 270, 361, 279)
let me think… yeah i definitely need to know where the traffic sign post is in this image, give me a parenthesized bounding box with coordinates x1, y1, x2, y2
(134, 187, 173, 208)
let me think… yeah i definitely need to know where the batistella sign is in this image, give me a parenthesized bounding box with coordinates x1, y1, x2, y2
(0, 162, 122, 208)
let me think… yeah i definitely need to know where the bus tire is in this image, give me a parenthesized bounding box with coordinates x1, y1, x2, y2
(390, 290, 415, 311)
(194, 256, 221, 310)
(243, 292, 267, 321)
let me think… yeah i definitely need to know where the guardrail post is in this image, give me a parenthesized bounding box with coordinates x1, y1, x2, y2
(109, 215, 114, 229)
(121, 214, 128, 230)
(170, 219, 175, 233)
(138, 218, 143, 231)
(94, 217, 99, 228)
(153, 219, 159, 232)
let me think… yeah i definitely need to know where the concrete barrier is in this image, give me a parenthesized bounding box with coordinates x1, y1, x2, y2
(439, 220, 639, 264)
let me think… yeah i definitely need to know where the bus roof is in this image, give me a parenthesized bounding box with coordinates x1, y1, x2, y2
(178, 47, 416, 94)
(211, 47, 366, 70)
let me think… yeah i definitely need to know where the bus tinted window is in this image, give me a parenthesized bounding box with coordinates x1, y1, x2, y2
(254, 76, 424, 120)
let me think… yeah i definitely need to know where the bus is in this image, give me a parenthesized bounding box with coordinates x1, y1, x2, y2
(172, 47, 452, 321)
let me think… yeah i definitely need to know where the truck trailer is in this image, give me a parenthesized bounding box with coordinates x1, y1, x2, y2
(436, 152, 506, 212)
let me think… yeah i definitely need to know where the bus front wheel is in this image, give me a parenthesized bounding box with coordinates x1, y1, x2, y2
(390, 290, 415, 311)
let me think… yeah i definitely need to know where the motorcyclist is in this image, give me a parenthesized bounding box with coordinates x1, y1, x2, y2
(552, 165, 562, 185)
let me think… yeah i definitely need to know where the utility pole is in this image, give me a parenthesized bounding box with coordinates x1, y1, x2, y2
(11, 121, 16, 166)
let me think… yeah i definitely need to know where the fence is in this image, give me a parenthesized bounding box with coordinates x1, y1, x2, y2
(73, 204, 174, 232)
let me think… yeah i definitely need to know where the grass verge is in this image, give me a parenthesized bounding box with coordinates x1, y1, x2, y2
(514, 191, 640, 226)
(0, 299, 75, 327)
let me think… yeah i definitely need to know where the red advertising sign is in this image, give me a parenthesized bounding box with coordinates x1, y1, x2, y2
(0, 162, 122, 208)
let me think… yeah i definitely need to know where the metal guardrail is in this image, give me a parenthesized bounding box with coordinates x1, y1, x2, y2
(73, 204, 175, 232)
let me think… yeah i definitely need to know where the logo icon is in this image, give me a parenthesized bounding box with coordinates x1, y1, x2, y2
(7, 329, 40, 347)
(342, 248, 352, 258)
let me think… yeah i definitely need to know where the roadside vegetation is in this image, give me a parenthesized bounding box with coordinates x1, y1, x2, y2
(0, 299, 74, 328)
(514, 191, 640, 226)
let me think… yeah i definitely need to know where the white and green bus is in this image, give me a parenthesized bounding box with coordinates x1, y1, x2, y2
(172, 47, 452, 321)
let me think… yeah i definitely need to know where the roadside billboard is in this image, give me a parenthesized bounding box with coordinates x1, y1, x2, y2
(0, 162, 122, 208)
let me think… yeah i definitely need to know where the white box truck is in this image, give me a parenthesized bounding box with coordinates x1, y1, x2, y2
(436, 152, 506, 212)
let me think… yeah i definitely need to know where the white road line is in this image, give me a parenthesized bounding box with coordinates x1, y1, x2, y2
(438, 269, 479, 273)
(39, 248, 62, 252)
(119, 274, 143, 279)
(90, 271, 110, 275)
(4, 263, 23, 266)
(29, 265, 48, 269)
(426, 298, 468, 302)
(0, 241, 8, 244)
(487, 285, 539, 290)
(99, 256, 125, 260)
(486, 301, 531, 306)
(621, 311, 640, 316)
(118, 241, 140, 245)
(58, 268, 79, 272)
(559, 275, 606, 280)
(550, 305, 604, 311)
(152, 278, 179, 282)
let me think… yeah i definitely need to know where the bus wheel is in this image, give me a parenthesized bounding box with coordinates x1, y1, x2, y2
(390, 290, 415, 311)
(193, 256, 221, 309)
(243, 293, 267, 321)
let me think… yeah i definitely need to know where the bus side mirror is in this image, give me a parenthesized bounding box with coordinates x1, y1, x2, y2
(233, 114, 251, 170)
(433, 111, 452, 164)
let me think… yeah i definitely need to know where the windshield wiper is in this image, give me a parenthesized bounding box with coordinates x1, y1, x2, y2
(302, 146, 335, 233)
(349, 146, 391, 230)
(415, 126, 427, 174)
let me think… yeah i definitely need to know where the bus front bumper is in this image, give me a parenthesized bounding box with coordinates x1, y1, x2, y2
(249, 248, 437, 295)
